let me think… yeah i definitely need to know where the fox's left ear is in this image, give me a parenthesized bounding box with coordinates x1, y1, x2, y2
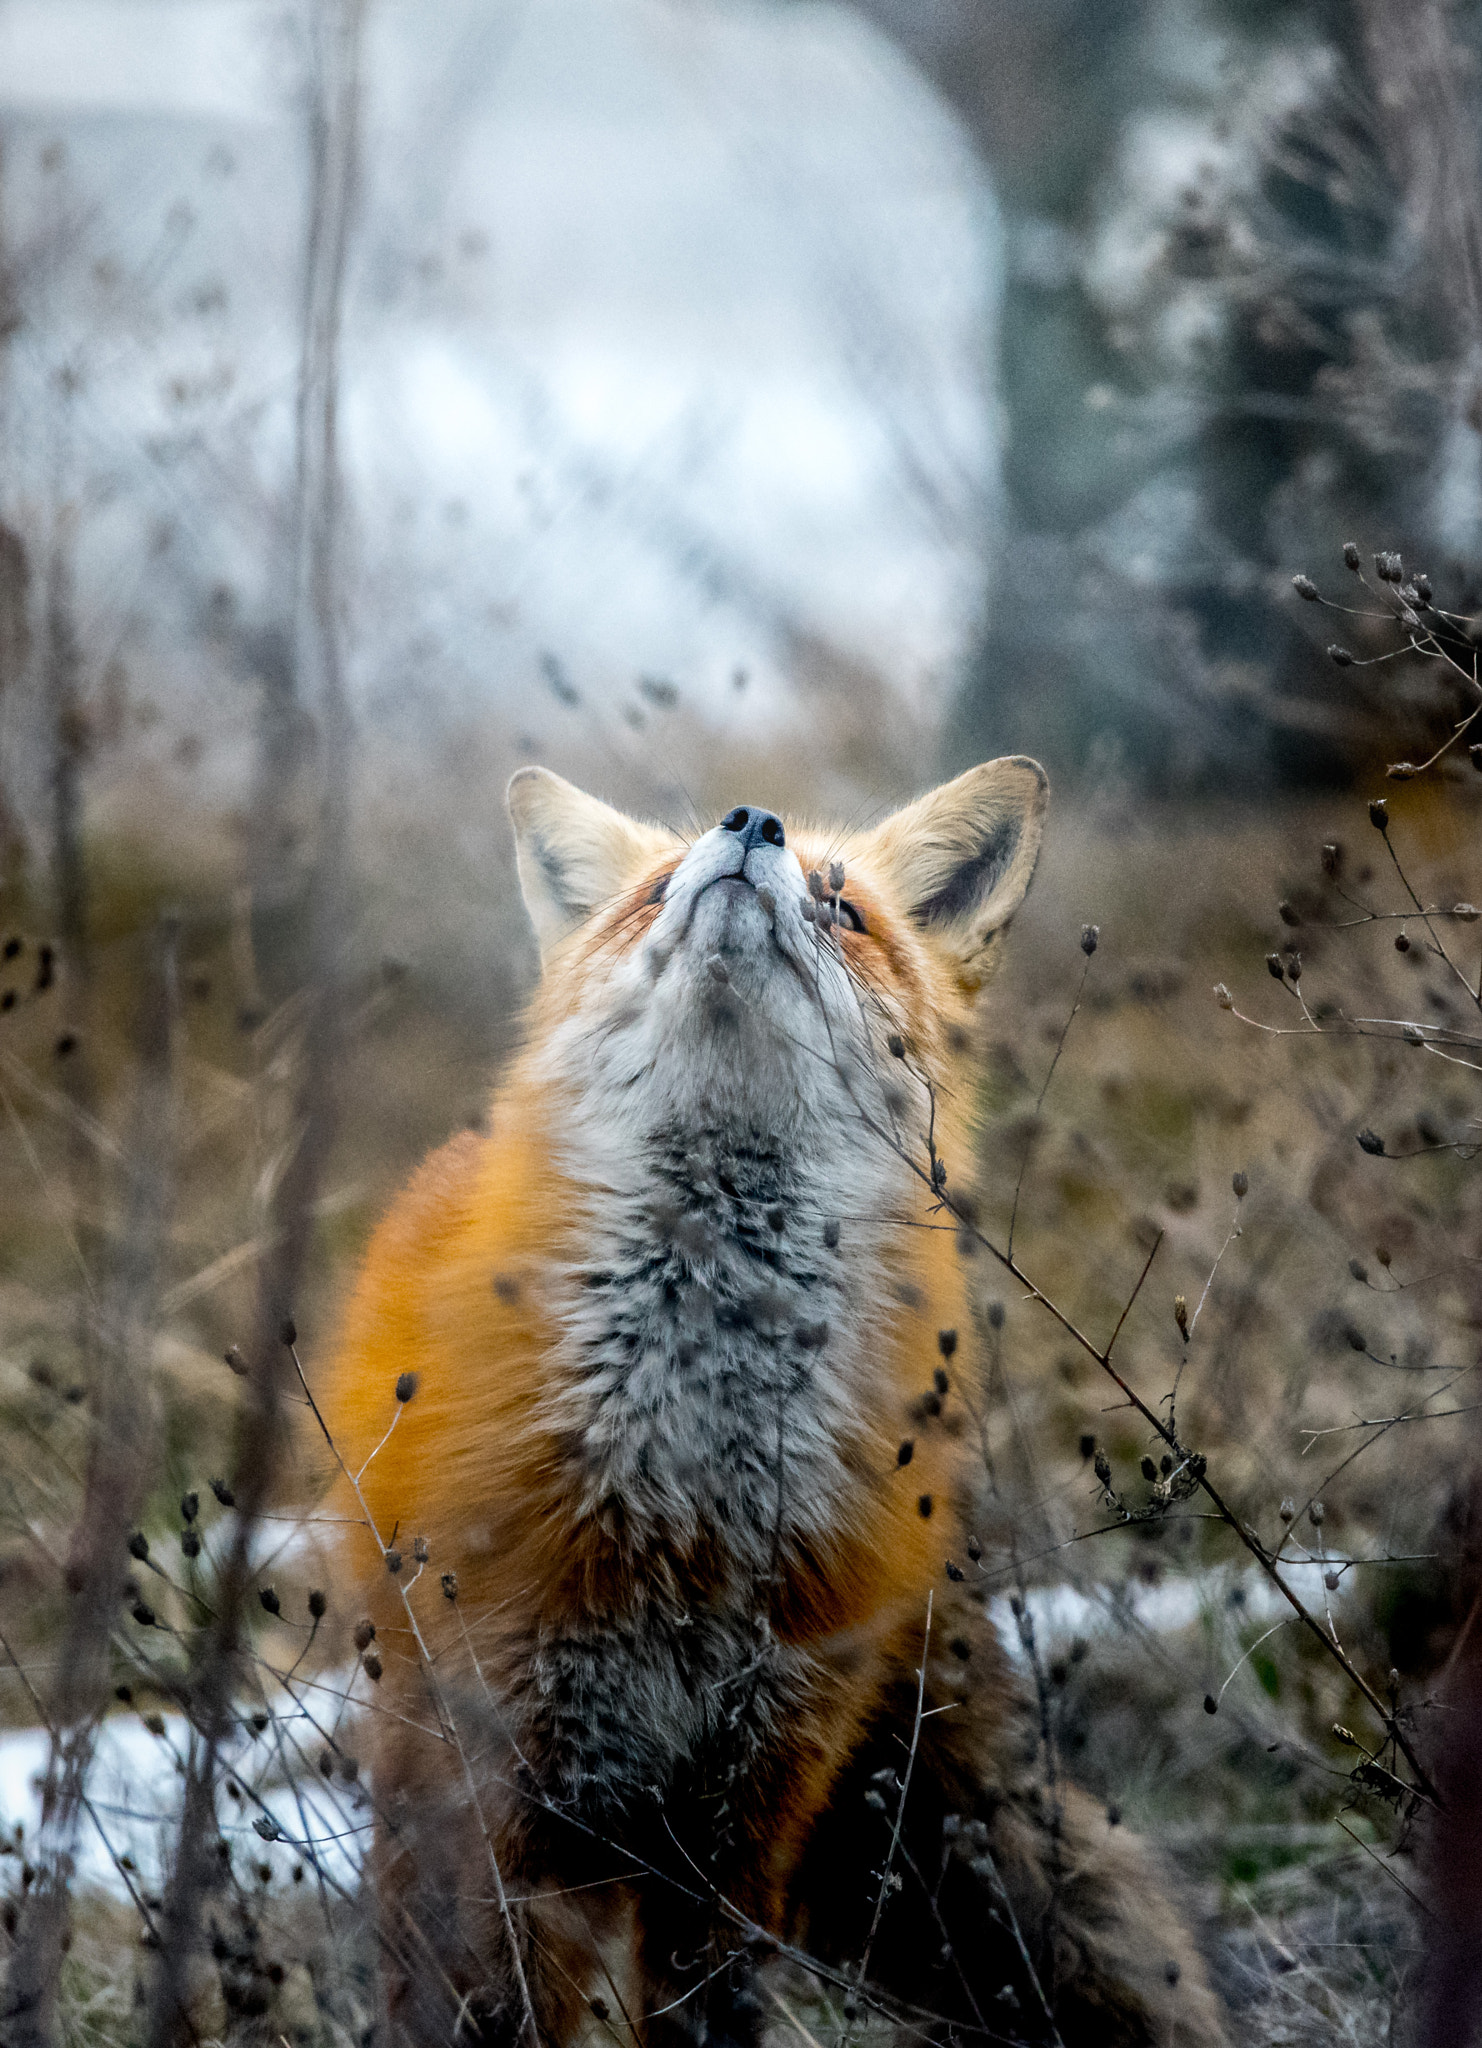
(507, 767, 676, 960)
(860, 757, 1048, 992)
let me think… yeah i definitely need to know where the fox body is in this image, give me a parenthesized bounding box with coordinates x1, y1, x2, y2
(326, 763, 1226, 2047)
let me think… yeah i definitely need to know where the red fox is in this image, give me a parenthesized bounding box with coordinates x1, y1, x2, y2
(324, 760, 1227, 2047)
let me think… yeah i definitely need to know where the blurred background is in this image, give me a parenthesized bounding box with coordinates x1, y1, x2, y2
(1, 2, 1481, 2041)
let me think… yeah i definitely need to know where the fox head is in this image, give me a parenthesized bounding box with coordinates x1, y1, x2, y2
(506, 760, 1047, 1156)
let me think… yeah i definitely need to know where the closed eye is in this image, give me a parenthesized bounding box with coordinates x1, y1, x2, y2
(837, 898, 867, 935)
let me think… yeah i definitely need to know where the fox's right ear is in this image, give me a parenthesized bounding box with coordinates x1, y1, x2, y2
(507, 768, 675, 960)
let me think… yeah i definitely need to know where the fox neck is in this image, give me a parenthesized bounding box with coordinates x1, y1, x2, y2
(545, 1043, 913, 1587)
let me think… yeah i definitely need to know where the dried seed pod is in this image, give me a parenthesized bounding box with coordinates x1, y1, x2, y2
(363, 1652, 383, 1683)
(1278, 900, 1300, 927)
(1080, 923, 1099, 956)
(1174, 1295, 1189, 1343)
(1232, 1171, 1249, 1199)
(353, 1617, 376, 1651)
(413, 1535, 430, 1563)
(1203, 1694, 1218, 1715)
(945, 1561, 965, 1582)
(1214, 983, 1233, 1010)
(385, 1549, 403, 1575)
(1413, 571, 1433, 603)
(1395, 931, 1411, 953)
(280, 1319, 297, 1348)
(1321, 842, 1340, 876)
(395, 1371, 419, 1404)
(1342, 540, 1361, 571)
(1324, 1570, 1340, 1591)
(807, 869, 826, 901)
(308, 1588, 327, 1619)
(258, 1586, 280, 1616)
(1291, 574, 1318, 601)
(1386, 761, 1418, 781)
(1279, 1499, 1295, 1523)
(966, 1534, 982, 1561)
(1328, 644, 1354, 667)
(1266, 953, 1284, 980)
(828, 860, 846, 893)
(1356, 1128, 1386, 1156)
(1140, 1456, 1158, 1483)
(1308, 1500, 1325, 1527)
(800, 897, 816, 923)
(442, 1572, 459, 1601)
(1093, 1449, 1112, 1487)
(1286, 952, 1301, 981)
(1369, 799, 1388, 831)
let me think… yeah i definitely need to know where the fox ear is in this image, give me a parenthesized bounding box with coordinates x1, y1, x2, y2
(507, 768, 675, 958)
(861, 757, 1048, 992)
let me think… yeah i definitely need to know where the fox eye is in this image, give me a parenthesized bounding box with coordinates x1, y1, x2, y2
(836, 899, 867, 935)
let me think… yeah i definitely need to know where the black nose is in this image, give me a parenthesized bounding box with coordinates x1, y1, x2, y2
(720, 804, 785, 851)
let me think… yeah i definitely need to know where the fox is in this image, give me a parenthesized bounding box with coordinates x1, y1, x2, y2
(323, 759, 1228, 2048)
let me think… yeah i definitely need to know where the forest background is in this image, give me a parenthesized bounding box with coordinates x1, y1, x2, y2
(0, 2, 1480, 2043)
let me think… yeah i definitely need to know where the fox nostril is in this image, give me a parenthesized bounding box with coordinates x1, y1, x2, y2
(722, 808, 749, 834)
(760, 815, 785, 848)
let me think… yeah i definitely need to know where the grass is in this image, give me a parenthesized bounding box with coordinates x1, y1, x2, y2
(1, 718, 1476, 2041)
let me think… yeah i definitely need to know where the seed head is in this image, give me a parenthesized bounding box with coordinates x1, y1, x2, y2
(1232, 1170, 1249, 1199)
(1214, 983, 1233, 1010)
(1286, 952, 1301, 981)
(807, 869, 826, 901)
(1266, 952, 1284, 980)
(385, 1549, 403, 1574)
(258, 1585, 280, 1616)
(1140, 1456, 1158, 1482)
(1333, 1724, 1358, 1747)
(132, 1601, 155, 1627)
(1414, 571, 1433, 603)
(1278, 899, 1300, 927)
(395, 1371, 419, 1404)
(966, 1534, 982, 1561)
(441, 1571, 458, 1601)
(308, 1588, 327, 1619)
(1327, 644, 1354, 667)
(1356, 1127, 1386, 1155)
(1291, 574, 1319, 601)
(253, 1816, 280, 1842)
(1342, 540, 1361, 571)
(363, 1652, 383, 1682)
(1203, 1694, 1218, 1715)
(706, 954, 730, 984)
(1386, 762, 1418, 781)
(1395, 932, 1411, 953)
(353, 1618, 375, 1651)
(128, 1531, 150, 1562)
(1309, 1500, 1325, 1527)
(279, 1318, 297, 1348)
(1324, 1570, 1340, 1591)
(800, 897, 816, 923)
(413, 1535, 430, 1563)
(1279, 1499, 1295, 1523)
(1174, 1295, 1189, 1342)
(1369, 798, 1388, 831)
(829, 860, 846, 893)
(945, 1560, 965, 1582)
(1321, 842, 1340, 876)
(1080, 923, 1099, 956)
(1093, 1449, 1111, 1486)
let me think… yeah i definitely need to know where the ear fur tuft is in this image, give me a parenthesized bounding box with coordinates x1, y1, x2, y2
(506, 768, 676, 959)
(861, 757, 1048, 990)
